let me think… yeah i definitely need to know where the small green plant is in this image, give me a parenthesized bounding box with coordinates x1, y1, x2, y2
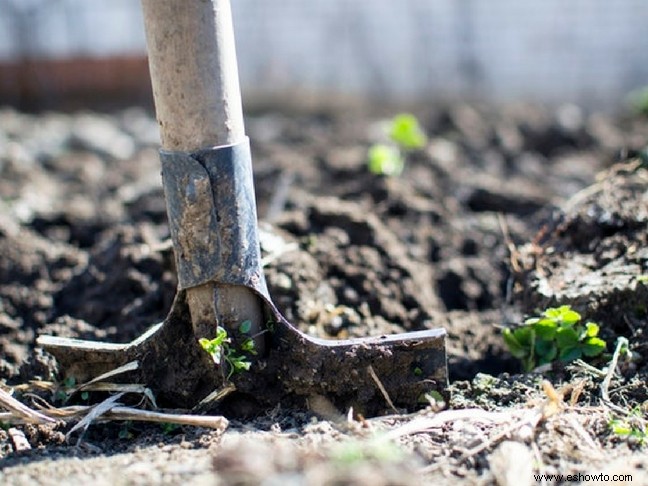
(198, 320, 257, 380)
(503, 305, 606, 371)
(388, 113, 428, 150)
(368, 144, 403, 176)
(609, 408, 648, 446)
(367, 113, 427, 176)
(55, 375, 78, 403)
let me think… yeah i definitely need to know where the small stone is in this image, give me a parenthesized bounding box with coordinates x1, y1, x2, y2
(489, 440, 533, 486)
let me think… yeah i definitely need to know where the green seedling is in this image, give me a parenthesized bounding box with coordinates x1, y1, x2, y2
(388, 113, 428, 150)
(503, 305, 606, 371)
(368, 144, 404, 176)
(54, 375, 77, 403)
(199, 326, 229, 366)
(609, 407, 648, 446)
(367, 113, 427, 176)
(198, 321, 257, 380)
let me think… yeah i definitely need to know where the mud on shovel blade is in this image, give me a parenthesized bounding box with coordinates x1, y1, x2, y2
(37, 0, 448, 415)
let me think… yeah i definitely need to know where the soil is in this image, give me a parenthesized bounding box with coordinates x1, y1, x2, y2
(1, 102, 648, 484)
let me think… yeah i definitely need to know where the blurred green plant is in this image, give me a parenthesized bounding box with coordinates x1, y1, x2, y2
(330, 435, 406, 466)
(367, 144, 403, 176)
(503, 305, 606, 371)
(628, 86, 648, 116)
(609, 407, 648, 446)
(367, 113, 427, 176)
(389, 113, 428, 150)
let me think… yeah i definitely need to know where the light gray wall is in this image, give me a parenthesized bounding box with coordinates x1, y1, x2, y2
(1, 0, 647, 108)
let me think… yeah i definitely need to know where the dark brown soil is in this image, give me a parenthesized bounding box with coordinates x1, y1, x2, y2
(1, 103, 648, 484)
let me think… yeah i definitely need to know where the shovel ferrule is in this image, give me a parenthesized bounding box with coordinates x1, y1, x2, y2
(160, 139, 267, 293)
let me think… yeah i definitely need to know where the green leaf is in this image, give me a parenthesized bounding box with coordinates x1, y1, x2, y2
(582, 337, 606, 357)
(232, 360, 251, 372)
(556, 327, 579, 348)
(216, 326, 229, 343)
(227, 354, 252, 378)
(513, 326, 534, 347)
(610, 420, 632, 436)
(239, 320, 252, 334)
(551, 306, 581, 325)
(199, 337, 223, 364)
(241, 338, 257, 354)
(584, 322, 600, 338)
(503, 328, 528, 359)
(367, 144, 404, 176)
(63, 376, 76, 388)
(559, 346, 582, 362)
(535, 340, 557, 362)
(534, 318, 558, 340)
(389, 114, 427, 150)
(198, 337, 214, 352)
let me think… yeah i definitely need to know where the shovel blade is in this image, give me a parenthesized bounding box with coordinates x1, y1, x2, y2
(38, 290, 448, 415)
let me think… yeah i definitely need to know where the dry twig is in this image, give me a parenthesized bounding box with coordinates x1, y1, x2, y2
(600, 337, 629, 415)
(0, 387, 56, 424)
(367, 365, 399, 414)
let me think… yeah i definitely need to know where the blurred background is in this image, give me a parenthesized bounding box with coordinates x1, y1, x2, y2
(1, 0, 647, 111)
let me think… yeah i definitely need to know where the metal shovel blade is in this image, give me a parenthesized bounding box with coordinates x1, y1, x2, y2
(38, 289, 446, 416)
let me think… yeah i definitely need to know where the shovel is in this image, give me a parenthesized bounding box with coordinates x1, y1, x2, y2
(37, 0, 447, 416)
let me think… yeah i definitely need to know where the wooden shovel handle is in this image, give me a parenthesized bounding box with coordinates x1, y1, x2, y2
(141, 0, 245, 150)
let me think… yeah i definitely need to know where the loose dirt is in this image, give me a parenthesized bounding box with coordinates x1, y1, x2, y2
(1, 103, 647, 484)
